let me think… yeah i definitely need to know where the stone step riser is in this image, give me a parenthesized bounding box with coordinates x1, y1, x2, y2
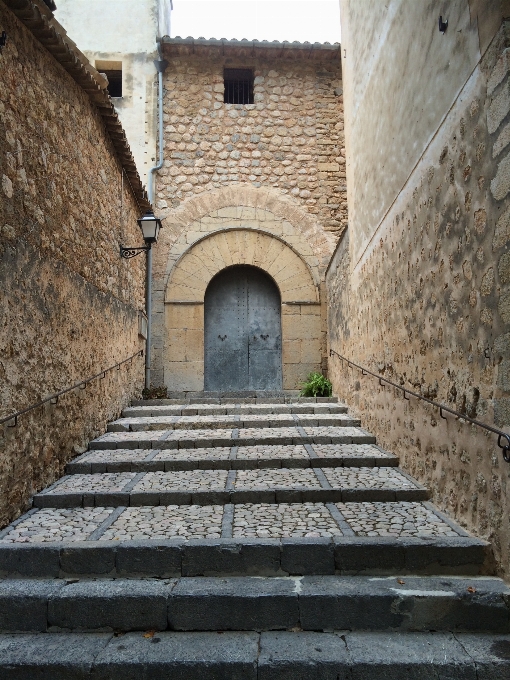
(123, 405, 348, 417)
(67, 456, 399, 474)
(0, 631, 508, 680)
(108, 416, 360, 433)
(33, 487, 429, 509)
(1, 577, 508, 634)
(0, 537, 488, 578)
(90, 430, 376, 450)
(133, 395, 338, 404)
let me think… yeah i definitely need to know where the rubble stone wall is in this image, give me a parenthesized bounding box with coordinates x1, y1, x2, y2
(0, 4, 145, 526)
(329, 3, 510, 579)
(151, 47, 342, 391)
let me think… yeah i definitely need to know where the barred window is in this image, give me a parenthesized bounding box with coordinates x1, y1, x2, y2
(224, 69, 254, 104)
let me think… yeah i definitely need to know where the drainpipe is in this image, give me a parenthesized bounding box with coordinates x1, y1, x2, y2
(148, 58, 168, 203)
(145, 57, 168, 391)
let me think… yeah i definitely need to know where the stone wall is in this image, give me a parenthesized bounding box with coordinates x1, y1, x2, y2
(149, 42, 343, 391)
(329, 1, 510, 579)
(0, 3, 146, 526)
(157, 43, 345, 248)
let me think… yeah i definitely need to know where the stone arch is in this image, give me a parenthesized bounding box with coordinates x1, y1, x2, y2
(165, 228, 318, 304)
(154, 185, 336, 283)
(163, 229, 323, 391)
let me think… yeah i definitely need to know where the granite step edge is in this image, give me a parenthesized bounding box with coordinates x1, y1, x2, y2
(0, 534, 490, 578)
(0, 575, 507, 634)
(0, 631, 508, 680)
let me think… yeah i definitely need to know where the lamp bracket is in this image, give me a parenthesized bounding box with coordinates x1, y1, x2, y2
(120, 244, 150, 259)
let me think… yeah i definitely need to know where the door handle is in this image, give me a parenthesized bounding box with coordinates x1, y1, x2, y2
(218, 335, 227, 341)
(260, 334, 269, 340)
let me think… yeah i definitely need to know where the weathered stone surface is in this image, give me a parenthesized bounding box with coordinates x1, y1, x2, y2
(0, 4, 145, 531)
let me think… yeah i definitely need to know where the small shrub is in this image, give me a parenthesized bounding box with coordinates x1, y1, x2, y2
(142, 385, 168, 400)
(300, 372, 332, 398)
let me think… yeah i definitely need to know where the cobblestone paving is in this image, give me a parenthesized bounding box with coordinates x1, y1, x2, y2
(99, 505, 224, 540)
(45, 473, 135, 494)
(124, 404, 346, 416)
(232, 503, 342, 538)
(168, 429, 234, 445)
(132, 470, 229, 491)
(75, 450, 150, 464)
(0, 508, 112, 543)
(234, 469, 321, 489)
(323, 467, 417, 489)
(153, 448, 231, 461)
(302, 427, 364, 440)
(313, 444, 391, 459)
(238, 427, 300, 441)
(236, 445, 309, 459)
(337, 502, 458, 537)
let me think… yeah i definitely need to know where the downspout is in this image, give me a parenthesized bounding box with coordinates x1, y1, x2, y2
(145, 56, 168, 390)
(148, 57, 168, 203)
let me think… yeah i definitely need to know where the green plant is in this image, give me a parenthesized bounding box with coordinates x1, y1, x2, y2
(142, 385, 168, 400)
(300, 372, 332, 398)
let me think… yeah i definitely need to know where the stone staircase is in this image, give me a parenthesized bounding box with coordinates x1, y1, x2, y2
(0, 393, 509, 678)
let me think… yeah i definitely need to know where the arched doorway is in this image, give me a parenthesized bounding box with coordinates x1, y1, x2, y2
(204, 265, 282, 391)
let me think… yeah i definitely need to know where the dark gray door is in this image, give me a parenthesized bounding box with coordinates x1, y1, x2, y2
(204, 265, 282, 391)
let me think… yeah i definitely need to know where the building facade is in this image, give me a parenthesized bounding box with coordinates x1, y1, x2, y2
(55, 0, 173, 184)
(150, 37, 345, 391)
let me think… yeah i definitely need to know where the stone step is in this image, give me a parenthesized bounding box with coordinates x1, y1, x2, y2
(1, 631, 508, 680)
(0, 575, 507, 634)
(132, 392, 336, 404)
(32, 467, 429, 508)
(107, 413, 359, 433)
(67, 444, 398, 474)
(89, 426, 376, 450)
(0, 511, 486, 578)
(123, 403, 348, 417)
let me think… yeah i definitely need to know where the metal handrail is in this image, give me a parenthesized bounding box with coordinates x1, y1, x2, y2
(0, 350, 144, 428)
(329, 348, 510, 463)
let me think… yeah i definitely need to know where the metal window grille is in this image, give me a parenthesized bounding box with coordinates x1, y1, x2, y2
(224, 69, 254, 104)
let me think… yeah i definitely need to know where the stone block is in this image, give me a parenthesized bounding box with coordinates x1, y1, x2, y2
(403, 537, 487, 573)
(282, 314, 307, 341)
(48, 579, 170, 631)
(0, 580, 64, 632)
(0, 544, 60, 577)
(165, 304, 204, 330)
(258, 631, 350, 680)
(33, 493, 83, 509)
(317, 163, 340, 172)
(346, 631, 477, 679)
(116, 540, 183, 576)
(60, 543, 116, 576)
(334, 537, 405, 573)
(185, 328, 204, 360)
(281, 538, 335, 575)
(275, 489, 303, 503)
(454, 633, 510, 679)
(0, 632, 112, 679)
(283, 339, 301, 364)
(164, 361, 204, 392)
(182, 539, 281, 576)
(93, 631, 259, 680)
(168, 577, 299, 630)
(301, 338, 322, 364)
(298, 576, 403, 631)
(488, 49, 510, 96)
(491, 152, 510, 200)
(488, 81, 510, 134)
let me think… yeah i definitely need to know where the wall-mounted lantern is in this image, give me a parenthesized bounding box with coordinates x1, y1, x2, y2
(120, 210, 163, 390)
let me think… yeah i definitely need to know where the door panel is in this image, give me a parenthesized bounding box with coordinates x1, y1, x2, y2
(204, 265, 282, 391)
